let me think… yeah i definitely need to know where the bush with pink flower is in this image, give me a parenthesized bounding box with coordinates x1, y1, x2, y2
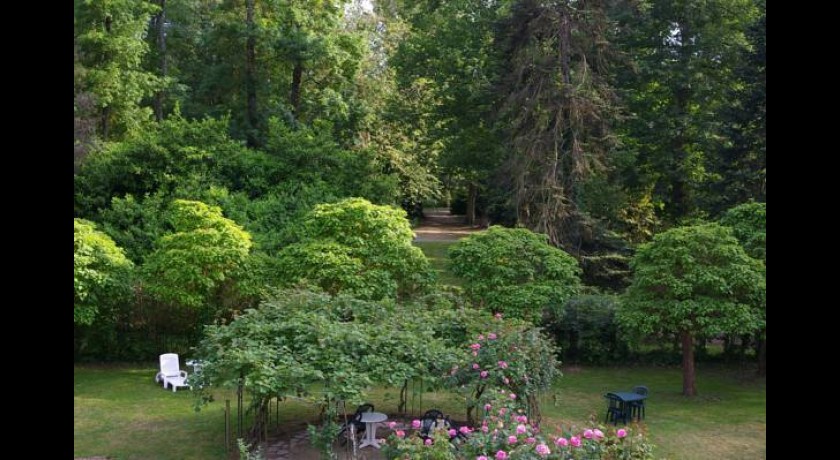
(452, 390, 655, 460)
(446, 314, 560, 425)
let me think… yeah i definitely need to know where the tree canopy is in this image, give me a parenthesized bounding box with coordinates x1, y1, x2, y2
(74, 218, 133, 325)
(276, 198, 435, 300)
(448, 226, 581, 323)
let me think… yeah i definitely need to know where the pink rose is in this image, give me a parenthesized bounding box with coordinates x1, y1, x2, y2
(411, 419, 421, 429)
(396, 430, 405, 438)
(470, 343, 481, 350)
(503, 377, 510, 385)
(617, 428, 627, 438)
(570, 436, 581, 447)
(535, 444, 551, 456)
(388, 421, 397, 429)
(481, 425, 489, 433)
(509, 393, 517, 400)
(594, 429, 604, 439)
(555, 437, 569, 447)
(488, 333, 498, 340)
(478, 334, 485, 340)
(473, 363, 480, 370)
(494, 313, 503, 319)
(498, 360, 508, 369)
(584, 429, 594, 439)
(460, 426, 472, 434)
(473, 351, 478, 356)
(480, 371, 489, 379)
(424, 438, 433, 445)
(499, 408, 507, 416)
(477, 456, 488, 460)
(508, 435, 518, 444)
(448, 429, 457, 437)
(525, 437, 536, 444)
(516, 415, 528, 423)
(516, 424, 527, 434)
(495, 451, 508, 460)
(484, 403, 492, 411)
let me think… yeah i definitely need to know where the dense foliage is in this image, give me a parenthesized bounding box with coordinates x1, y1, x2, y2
(448, 227, 581, 322)
(74, 218, 133, 325)
(73, 0, 766, 380)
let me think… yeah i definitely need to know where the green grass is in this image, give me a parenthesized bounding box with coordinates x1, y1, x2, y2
(539, 365, 766, 460)
(74, 365, 318, 460)
(414, 240, 462, 286)
(75, 364, 764, 459)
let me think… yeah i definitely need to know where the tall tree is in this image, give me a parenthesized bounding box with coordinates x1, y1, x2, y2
(618, 0, 760, 221)
(619, 223, 765, 396)
(74, 0, 160, 140)
(707, 0, 766, 214)
(495, 0, 620, 249)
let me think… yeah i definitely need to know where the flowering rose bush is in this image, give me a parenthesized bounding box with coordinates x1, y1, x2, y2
(458, 390, 654, 459)
(447, 314, 560, 424)
(381, 426, 459, 460)
(383, 390, 654, 460)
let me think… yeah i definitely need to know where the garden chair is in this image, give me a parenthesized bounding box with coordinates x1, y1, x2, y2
(418, 409, 467, 443)
(629, 385, 648, 420)
(337, 403, 375, 446)
(154, 353, 189, 392)
(604, 393, 629, 425)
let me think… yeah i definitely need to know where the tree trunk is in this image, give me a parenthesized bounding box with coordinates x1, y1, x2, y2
(680, 330, 697, 396)
(101, 15, 113, 139)
(465, 182, 477, 226)
(757, 328, 766, 376)
(245, 0, 258, 147)
(154, 0, 167, 122)
(291, 59, 303, 116)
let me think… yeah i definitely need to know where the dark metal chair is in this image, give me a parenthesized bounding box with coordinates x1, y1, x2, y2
(337, 403, 375, 445)
(629, 385, 648, 420)
(604, 393, 629, 425)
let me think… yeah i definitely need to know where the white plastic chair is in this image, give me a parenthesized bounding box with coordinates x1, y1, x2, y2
(154, 353, 189, 392)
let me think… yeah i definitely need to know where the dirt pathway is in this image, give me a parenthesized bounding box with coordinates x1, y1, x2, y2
(412, 208, 482, 242)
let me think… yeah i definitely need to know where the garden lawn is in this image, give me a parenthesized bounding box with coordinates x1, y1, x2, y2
(538, 365, 766, 460)
(74, 366, 316, 460)
(75, 364, 764, 459)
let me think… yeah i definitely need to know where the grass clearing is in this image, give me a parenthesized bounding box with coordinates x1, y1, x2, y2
(75, 364, 764, 459)
(414, 240, 462, 286)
